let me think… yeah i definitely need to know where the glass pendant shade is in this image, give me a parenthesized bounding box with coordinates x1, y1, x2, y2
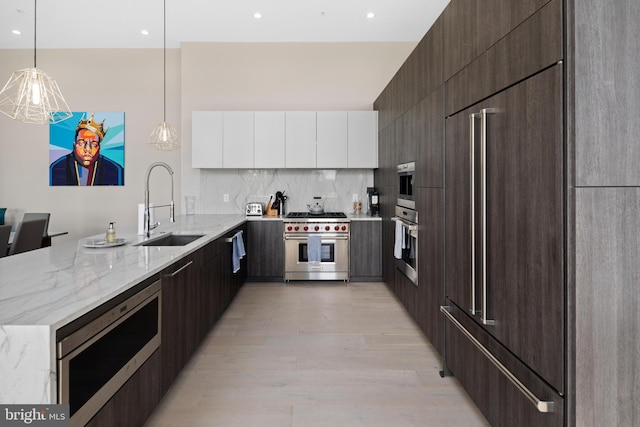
(148, 0, 180, 151)
(147, 121, 180, 151)
(0, 0, 72, 125)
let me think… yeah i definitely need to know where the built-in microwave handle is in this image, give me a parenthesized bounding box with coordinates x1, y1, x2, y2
(479, 108, 497, 325)
(469, 112, 480, 316)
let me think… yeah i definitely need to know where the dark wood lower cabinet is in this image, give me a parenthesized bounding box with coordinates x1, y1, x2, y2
(349, 220, 382, 280)
(246, 220, 283, 280)
(444, 305, 564, 427)
(86, 351, 161, 427)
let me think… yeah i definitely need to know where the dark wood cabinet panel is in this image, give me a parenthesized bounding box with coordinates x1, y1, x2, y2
(349, 221, 382, 280)
(444, 305, 564, 427)
(415, 15, 444, 102)
(415, 187, 444, 355)
(415, 86, 444, 188)
(246, 220, 283, 279)
(574, 0, 640, 185)
(374, 123, 396, 188)
(443, 0, 552, 82)
(574, 188, 640, 427)
(445, 0, 562, 116)
(395, 107, 416, 165)
(445, 65, 564, 392)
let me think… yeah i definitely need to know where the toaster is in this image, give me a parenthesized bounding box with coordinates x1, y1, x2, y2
(245, 202, 263, 216)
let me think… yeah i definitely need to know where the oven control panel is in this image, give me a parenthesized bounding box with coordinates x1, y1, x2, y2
(284, 222, 350, 234)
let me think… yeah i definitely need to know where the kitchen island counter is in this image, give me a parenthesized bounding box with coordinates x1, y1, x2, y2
(0, 214, 246, 405)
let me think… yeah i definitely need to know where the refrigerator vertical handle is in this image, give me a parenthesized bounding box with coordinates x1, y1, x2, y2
(479, 108, 497, 326)
(469, 113, 480, 316)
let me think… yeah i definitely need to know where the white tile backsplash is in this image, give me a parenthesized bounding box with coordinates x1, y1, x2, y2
(198, 169, 374, 214)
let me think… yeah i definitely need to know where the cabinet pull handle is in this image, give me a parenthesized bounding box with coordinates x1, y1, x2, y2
(479, 108, 497, 325)
(170, 260, 193, 277)
(440, 305, 555, 413)
(225, 230, 243, 243)
(469, 113, 480, 316)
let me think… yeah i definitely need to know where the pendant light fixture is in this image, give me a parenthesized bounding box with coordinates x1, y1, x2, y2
(0, 0, 72, 124)
(147, 0, 180, 151)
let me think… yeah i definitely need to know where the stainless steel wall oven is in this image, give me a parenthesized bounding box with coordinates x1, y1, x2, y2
(57, 279, 161, 427)
(393, 205, 418, 285)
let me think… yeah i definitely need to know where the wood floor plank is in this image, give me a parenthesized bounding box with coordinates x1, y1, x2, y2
(144, 282, 489, 427)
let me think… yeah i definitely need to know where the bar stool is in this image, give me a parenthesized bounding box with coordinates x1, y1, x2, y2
(8, 219, 47, 256)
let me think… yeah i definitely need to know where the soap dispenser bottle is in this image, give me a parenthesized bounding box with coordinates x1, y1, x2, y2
(106, 222, 117, 244)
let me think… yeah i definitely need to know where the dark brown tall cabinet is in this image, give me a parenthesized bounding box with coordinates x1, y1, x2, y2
(444, 65, 565, 426)
(376, 0, 640, 425)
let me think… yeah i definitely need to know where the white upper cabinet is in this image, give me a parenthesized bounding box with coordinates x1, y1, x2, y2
(192, 111, 223, 168)
(317, 111, 348, 169)
(223, 111, 254, 168)
(285, 111, 317, 168)
(348, 111, 378, 168)
(192, 110, 378, 169)
(254, 111, 285, 169)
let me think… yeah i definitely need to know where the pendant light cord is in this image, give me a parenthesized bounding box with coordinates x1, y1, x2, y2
(163, 0, 167, 122)
(33, 0, 37, 68)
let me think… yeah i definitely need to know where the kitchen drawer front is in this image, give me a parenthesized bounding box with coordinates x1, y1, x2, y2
(443, 304, 564, 427)
(445, 0, 563, 116)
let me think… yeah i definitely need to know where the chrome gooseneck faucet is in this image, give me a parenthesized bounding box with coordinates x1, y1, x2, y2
(144, 162, 175, 238)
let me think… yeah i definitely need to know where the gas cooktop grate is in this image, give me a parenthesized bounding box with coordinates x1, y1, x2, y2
(286, 212, 347, 219)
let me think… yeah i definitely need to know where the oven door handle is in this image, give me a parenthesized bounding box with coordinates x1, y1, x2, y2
(391, 216, 418, 233)
(284, 235, 349, 241)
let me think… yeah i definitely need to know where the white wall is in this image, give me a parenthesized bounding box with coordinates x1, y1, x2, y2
(0, 48, 181, 242)
(0, 42, 414, 241)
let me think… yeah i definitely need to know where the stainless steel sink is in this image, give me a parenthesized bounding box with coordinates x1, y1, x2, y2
(136, 233, 205, 247)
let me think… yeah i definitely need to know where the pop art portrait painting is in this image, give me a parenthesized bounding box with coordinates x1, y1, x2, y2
(49, 112, 125, 186)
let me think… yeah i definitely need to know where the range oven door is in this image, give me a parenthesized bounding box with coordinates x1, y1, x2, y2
(393, 207, 418, 285)
(284, 235, 349, 281)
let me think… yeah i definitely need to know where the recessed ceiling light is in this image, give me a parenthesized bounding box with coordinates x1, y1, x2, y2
(11, 30, 22, 35)
(141, 30, 149, 36)
(254, 12, 262, 19)
(366, 12, 375, 19)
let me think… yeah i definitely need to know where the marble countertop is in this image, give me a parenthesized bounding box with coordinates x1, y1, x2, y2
(0, 214, 246, 328)
(0, 214, 246, 405)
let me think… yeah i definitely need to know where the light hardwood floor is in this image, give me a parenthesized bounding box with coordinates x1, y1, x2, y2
(144, 282, 489, 427)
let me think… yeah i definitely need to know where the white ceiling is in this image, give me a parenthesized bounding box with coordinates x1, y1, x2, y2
(0, 0, 450, 49)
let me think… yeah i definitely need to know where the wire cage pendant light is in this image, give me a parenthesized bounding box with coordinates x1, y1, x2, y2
(0, 0, 72, 124)
(147, 0, 180, 151)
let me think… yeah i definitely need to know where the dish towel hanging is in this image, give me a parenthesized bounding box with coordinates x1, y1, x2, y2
(232, 231, 246, 273)
(307, 234, 322, 263)
(393, 218, 405, 259)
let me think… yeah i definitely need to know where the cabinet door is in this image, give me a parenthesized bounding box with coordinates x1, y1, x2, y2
(349, 221, 382, 279)
(445, 65, 564, 392)
(285, 111, 316, 168)
(246, 221, 284, 279)
(255, 111, 285, 168)
(161, 257, 196, 393)
(415, 87, 444, 188)
(192, 111, 223, 168)
(223, 111, 254, 168)
(348, 111, 378, 168)
(317, 111, 348, 169)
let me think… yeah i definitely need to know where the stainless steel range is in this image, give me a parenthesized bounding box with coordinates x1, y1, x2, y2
(283, 212, 350, 281)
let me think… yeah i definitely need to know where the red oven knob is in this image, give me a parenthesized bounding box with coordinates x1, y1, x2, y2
(287, 226, 292, 231)
(294, 226, 299, 231)
(304, 226, 309, 231)
(314, 226, 320, 231)
(341, 225, 347, 231)
(325, 226, 330, 231)
(334, 225, 339, 231)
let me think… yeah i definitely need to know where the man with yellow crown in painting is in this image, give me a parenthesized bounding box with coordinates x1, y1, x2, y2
(49, 113, 124, 186)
